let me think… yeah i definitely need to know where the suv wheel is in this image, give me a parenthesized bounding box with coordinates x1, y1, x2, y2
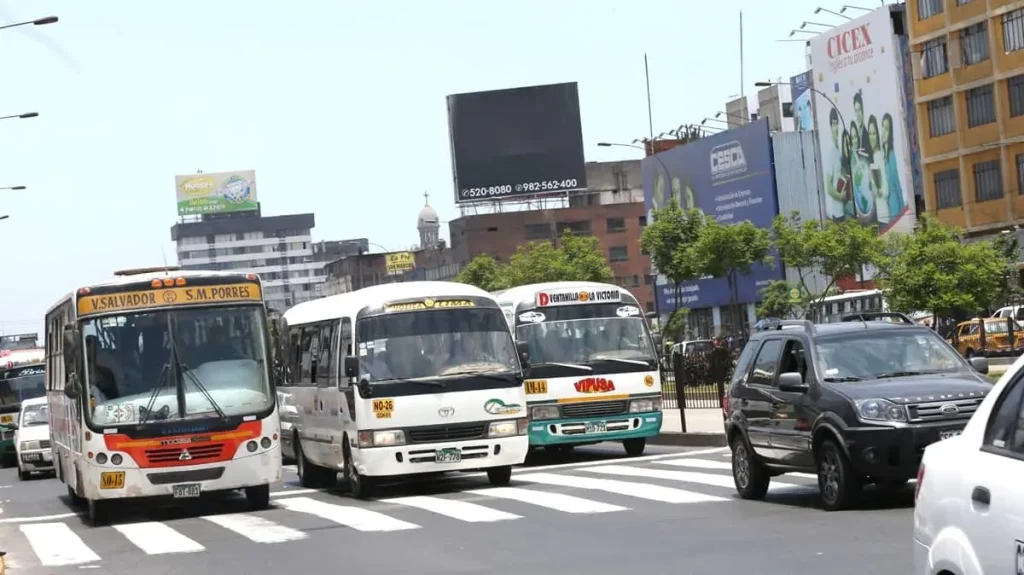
(730, 434, 770, 500)
(816, 438, 861, 511)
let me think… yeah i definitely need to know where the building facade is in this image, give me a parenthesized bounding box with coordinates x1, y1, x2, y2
(170, 211, 326, 311)
(911, 0, 1024, 234)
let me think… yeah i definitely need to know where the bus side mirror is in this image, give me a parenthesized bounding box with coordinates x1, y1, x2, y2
(516, 340, 530, 369)
(343, 356, 359, 378)
(64, 373, 81, 399)
(62, 326, 80, 370)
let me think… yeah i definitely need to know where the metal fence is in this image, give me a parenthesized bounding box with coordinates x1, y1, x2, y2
(659, 347, 736, 429)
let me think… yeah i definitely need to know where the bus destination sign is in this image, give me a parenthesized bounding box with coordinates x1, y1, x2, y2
(77, 283, 263, 317)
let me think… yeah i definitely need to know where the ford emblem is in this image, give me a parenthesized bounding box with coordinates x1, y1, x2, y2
(939, 404, 960, 416)
(438, 407, 455, 418)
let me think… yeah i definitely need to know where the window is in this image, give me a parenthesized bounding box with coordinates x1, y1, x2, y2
(1003, 8, 1024, 54)
(965, 84, 996, 128)
(609, 245, 629, 262)
(638, 215, 648, 227)
(934, 169, 962, 209)
(927, 96, 955, 137)
(955, 0, 974, 5)
(748, 340, 783, 385)
(918, 0, 943, 20)
(974, 160, 1003, 203)
(299, 327, 316, 383)
(524, 222, 552, 241)
(556, 220, 591, 236)
(1018, 154, 1024, 196)
(644, 274, 654, 285)
(606, 217, 625, 233)
(1008, 75, 1024, 118)
(921, 38, 948, 79)
(983, 374, 1024, 453)
(316, 322, 335, 386)
(778, 339, 808, 383)
(960, 22, 990, 66)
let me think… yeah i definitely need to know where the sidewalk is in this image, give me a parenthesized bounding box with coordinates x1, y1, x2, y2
(651, 407, 728, 448)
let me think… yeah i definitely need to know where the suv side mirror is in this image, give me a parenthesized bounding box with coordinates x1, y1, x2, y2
(969, 356, 989, 375)
(778, 372, 809, 393)
(343, 356, 359, 378)
(515, 340, 530, 369)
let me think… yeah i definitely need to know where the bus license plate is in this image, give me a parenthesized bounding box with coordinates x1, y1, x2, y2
(939, 429, 962, 440)
(100, 471, 125, 490)
(21, 452, 41, 462)
(585, 421, 607, 434)
(435, 448, 461, 464)
(172, 483, 201, 499)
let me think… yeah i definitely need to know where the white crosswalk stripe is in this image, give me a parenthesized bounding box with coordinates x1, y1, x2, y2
(2, 451, 844, 567)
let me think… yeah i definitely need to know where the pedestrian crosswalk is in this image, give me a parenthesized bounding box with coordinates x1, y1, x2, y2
(1, 453, 826, 569)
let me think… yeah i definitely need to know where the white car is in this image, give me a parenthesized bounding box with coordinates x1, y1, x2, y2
(14, 397, 53, 480)
(914, 357, 1024, 574)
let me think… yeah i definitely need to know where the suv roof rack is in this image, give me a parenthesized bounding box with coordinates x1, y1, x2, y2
(756, 318, 816, 334)
(840, 312, 915, 325)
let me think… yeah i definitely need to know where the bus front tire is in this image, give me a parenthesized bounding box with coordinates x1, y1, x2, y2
(245, 484, 271, 511)
(486, 466, 512, 486)
(343, 444, 375, 500)
(623, 437, 647, 457)
(17, 467, 29, 481)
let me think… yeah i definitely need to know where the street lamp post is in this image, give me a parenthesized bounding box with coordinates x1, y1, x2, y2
(0, 113, 38, 121)
(0, 216, 10, 222)
(755, 80, 846, 128)
(0, 16, 57, 31)
(815, 7, 852, 20)
(0, 186, 26, 191)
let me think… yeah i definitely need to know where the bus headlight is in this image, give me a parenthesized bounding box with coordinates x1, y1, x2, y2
(629, 398, 662, 413)
(371, 430, 406, 447)
(20, 440, 40, 451)
(530, 405, 559, 420)
(487, 420, 520, 438)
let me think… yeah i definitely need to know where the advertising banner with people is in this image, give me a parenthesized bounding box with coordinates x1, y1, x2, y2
(789, 71, 815, 131)
(643, 118, 783, 311)
(809, 6, 916, 237)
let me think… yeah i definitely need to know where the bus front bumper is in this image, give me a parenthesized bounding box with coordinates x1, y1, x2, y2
(354, 436, 528, 478)
(528, 411, 663, 446)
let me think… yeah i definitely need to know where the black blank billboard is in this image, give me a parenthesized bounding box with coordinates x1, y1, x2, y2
(447, 82, 587, 204)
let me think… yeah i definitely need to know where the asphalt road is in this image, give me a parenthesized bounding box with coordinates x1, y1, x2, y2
(0, 444, 915, 575)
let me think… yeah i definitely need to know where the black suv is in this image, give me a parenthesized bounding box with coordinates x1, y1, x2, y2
(725, 312, 992, 511)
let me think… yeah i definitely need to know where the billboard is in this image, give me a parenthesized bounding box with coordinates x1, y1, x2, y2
(789, 71, 816, 131)
(809, 7, 916, 238)
(643, 118, 784, 311)
(175, 170, 257, 216)
(385, 252, 415, 276)
(446, 82, 587, 204)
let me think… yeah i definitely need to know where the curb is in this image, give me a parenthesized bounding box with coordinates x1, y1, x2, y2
(649, 432, 728, 448)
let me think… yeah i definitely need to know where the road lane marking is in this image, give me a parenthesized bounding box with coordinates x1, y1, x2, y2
(514, 472, 727, 504)
(381, 495, 521, 523)
(113, 522, 206, 555)
(467, 486, 627, 514)
(658, 458, 732, 470)
(0, 512, 80, 524)
(19, 522, 101, 566)
(583, 465, 807, 493)
(276, 496, 419, 531)
(201, 513, 308, 543)
(269, 488, 318, 498)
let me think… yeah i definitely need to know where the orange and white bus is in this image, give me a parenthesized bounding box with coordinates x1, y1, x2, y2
(44, 267, 282, 524)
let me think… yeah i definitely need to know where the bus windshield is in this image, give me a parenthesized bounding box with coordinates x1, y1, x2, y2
(0, 365, 46, 406)
(356, 307, 518, 382)
(81, 305, 273, 427)
(516, 302, 656, 365)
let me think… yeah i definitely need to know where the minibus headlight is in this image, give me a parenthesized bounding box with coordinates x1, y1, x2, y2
(20, 440, 40, 451)
(372, 430, 406, 447)
(629, 398, 661, 413)
(488, 420, 518, 438)
(530, 405, 559, 420)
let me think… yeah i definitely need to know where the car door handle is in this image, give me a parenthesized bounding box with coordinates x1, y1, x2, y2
(971, 486, 991, 506)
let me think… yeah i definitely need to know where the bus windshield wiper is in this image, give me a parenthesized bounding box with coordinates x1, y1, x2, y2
(530, 362, 593, 372)
(139, 363, 172, 425)
(589, 356, 654, 367)
(173, 353, 226, 419)
(435, 370, 517, 382)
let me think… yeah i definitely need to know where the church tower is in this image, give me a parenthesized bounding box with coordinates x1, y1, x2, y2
(417, 191, 440, 249)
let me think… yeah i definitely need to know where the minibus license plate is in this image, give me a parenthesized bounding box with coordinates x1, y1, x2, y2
(172, 483, 201, 499)
(586, 421, 607, 434)
(436, 448, 461, 463)
(939, 429, 962, 440)
(21, 452, 41, 462)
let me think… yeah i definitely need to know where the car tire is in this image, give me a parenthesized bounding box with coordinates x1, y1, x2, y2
(731, 434, 770, 500)
(244, 484, 271, 511)
(816, 438, 861, 511)
(486, 465, 512, 486)
(623, 438, 646, 457)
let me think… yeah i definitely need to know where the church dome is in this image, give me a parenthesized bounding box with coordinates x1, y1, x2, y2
(417, 192, 439, 230)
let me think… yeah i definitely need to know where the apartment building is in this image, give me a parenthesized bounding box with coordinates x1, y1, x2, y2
(912, 0, 1024, 234)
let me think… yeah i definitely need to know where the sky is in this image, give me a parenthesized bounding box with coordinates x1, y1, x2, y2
(0, 0, 862, 337)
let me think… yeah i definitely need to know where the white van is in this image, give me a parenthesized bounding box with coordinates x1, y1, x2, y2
(15, 396, 54, 480)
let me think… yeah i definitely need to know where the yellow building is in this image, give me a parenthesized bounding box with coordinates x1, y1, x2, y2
(911, 0, 1024, 233)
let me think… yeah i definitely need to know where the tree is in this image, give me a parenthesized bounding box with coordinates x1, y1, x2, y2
(991, 230, 1021, 306)
(454, 229, 613, 291)
(454, 254, 502, 292)
(639, 196, 706, 312)
(877, 214, 1007, 319)
(771, 212, 885, 319)
(756, 280, 800, 319)
(695, 216, 773, 307)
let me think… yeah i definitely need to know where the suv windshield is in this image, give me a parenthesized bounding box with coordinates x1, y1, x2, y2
(815, 329, 965, 381)
(82, 304, 272, 427)
(20, 403, 48, 426)
(0, 365, 45, 406)
(356, 307, 518, 382)
(516, 302, 656, 364)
